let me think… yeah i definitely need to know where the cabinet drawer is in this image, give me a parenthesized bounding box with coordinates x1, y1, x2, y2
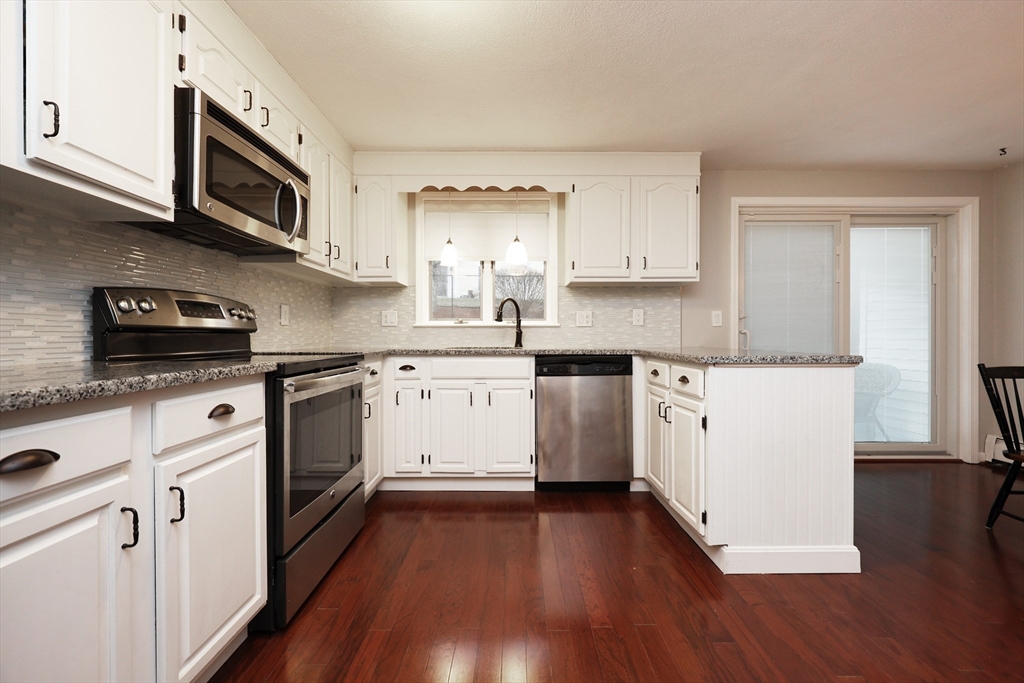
(364, 360, 382, 388)
(152, 381, 264, 455)
(671, 365, 705, 399)
(431, 357, 531, 379)
(391, 358, 424, 380)
(0, 407, 132, 503)
(646, 360, 670, 388)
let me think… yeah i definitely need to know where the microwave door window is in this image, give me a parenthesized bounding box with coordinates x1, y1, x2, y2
(206, 139, 296, 231)
(288, 388, 357, 518)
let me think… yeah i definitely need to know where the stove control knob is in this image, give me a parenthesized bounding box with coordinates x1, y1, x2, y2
(251, 309, 258, 320)
(228, 307, 240, 317)
(116, 297, 135, 313)
(138, 297, 156, 313)
(245, 310, 255, 320)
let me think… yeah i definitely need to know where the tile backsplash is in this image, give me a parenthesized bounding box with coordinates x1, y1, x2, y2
(330, 284, 682, 350)
(0, 202, 333, 368)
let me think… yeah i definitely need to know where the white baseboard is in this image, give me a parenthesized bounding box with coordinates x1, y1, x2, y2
(378, 477, 535, 492)
(195, 629, 246, 683)
(629, 478, 651, 492)
(985, 434, 1011, 463)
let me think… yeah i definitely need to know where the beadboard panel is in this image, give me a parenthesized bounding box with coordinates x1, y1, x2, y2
(0, 202, 333, 368)
(706, 365, 856, 548)
(330, 284, 682, 349)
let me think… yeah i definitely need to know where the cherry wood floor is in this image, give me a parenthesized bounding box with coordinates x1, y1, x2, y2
(212, 464, 1024, 683)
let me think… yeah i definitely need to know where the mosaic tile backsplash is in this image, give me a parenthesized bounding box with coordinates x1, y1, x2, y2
(330, 284, 683, 350)
(0, 202, 333, 368)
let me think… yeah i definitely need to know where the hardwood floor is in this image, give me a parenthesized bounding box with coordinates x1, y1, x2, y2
(212, 464, 1024, 682)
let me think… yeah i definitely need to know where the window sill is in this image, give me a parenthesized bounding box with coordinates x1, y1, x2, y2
(413, 321, 561, 328)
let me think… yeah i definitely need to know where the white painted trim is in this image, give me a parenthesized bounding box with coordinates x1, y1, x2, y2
(378, 477, 535, 492)
(730, 196, 979, 462)
(630, 478, 651, 492)
(656, 489, 861, 574)
(354, 152, 701, 180)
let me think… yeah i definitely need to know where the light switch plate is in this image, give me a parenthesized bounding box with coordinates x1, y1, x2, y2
(382, 310, 398, 327)
(576, 311, 593, 327)
(280, 304, 289, 326)
(632, 309, 645, 326)
(712, 310, 723, 327)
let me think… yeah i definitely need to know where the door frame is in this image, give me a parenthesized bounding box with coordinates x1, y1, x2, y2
(730, 196, 980, 463)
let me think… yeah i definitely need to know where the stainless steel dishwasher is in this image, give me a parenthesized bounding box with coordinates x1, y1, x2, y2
(535, 355, 633, 483)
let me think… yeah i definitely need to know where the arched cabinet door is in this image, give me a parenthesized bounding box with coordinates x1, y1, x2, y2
(568, 177, 632, 280)
(638, 176, 699, 280)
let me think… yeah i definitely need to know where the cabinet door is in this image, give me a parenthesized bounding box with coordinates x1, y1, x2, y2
(299, 130, 330, 268)
(329, 157, 355, 277)
(486, 381, 533, 473)
(24, 0, 174, 208)
(569, 177, 632, 279)
(0, 476, 134, 683)
(354, 177, 394, 279)
(254, 83, 299, 161)
(154, 427, 267, 683)
(393, 380, 424, 474)
(363, 385, 383, 497)
(429, 381, 475, 473)
(180, 11, 256, 128)
(668, 394, 705, 535)
(646, 386, 668, 496)
(638, 176, 699, 280)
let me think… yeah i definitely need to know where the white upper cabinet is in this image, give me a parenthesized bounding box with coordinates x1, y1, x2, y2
(569, 177, 632, 279)
(329, 157, 355, 277)
(254, 83, 300, 161)
(179, 11, 255, 128)
(23, 0, 174, 209)
(566, 175, 700, 284)
(299, 129, 331, 268)
(355, 176, 406, 282)
(638, 176, 699, 280)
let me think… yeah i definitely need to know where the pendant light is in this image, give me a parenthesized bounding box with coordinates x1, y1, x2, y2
(439, 190, 458, 267)
(505, 190, 528, 267)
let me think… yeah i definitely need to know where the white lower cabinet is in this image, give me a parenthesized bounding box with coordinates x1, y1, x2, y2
(667, 393, 705, 535)
(485, 381, 533, 473)
(645, 361, 707, 538)
(383, 358, 535, 481)
(645, 385, 669, 497)
(429, 381, 476, 473)
(154, 427, 266, 683)
(0, 376, 267, 683)
(363, 383, 383, 498)
(0, 476, 134, 683)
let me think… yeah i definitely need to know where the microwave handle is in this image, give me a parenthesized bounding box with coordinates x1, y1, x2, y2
(273, 179, 303, 243)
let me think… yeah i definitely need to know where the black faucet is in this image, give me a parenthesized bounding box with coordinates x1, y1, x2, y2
(495, 297, 523, 348)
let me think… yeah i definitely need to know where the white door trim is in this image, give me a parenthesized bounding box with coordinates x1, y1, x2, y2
(730, 196, 980, 463)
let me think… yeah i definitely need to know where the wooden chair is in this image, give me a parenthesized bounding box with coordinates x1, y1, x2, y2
(978, 364, 1024, 528)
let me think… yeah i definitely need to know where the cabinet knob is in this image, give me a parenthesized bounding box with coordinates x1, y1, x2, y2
(650, 369, 659, 377)
(678, 376, 690, 385)
(0, 449, 60, 475)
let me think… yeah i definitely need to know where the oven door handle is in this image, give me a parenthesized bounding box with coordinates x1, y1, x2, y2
(283, 366, 366, 393)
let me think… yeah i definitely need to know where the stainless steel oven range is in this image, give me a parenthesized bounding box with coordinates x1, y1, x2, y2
(92, 287, 366, 631)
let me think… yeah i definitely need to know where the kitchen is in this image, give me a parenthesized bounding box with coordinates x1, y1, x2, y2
(1, 1, 1022, 682)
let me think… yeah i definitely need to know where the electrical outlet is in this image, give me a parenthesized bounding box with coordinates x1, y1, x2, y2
(280, 304, 290, 326)
(632, 309, 645, 326)
(712, 310, 723, 327)
(576, 311, 593, 327)
(382, 310, 398, 327)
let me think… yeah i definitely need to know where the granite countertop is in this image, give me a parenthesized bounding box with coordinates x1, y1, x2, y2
(0, 348, 861, 413)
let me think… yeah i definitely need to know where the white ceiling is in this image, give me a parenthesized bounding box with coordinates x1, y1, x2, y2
(226, 0, 1024, 170)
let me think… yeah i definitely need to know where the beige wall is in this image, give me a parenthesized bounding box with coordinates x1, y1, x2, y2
(991, 162, 1024, 367)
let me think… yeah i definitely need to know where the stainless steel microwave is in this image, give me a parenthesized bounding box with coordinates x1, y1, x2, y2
(140, 88, 310, 256)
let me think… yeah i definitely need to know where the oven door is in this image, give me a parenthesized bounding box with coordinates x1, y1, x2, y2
(278, 365, 365, 555)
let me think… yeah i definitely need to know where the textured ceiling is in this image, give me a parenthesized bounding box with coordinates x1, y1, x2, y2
(226, 0, 1024, 170)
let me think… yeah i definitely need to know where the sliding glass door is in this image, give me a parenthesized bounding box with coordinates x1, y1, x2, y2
(740, 215, 943, 453)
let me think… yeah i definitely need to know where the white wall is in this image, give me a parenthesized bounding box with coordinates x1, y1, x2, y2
(991, 162, 1024, 366)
